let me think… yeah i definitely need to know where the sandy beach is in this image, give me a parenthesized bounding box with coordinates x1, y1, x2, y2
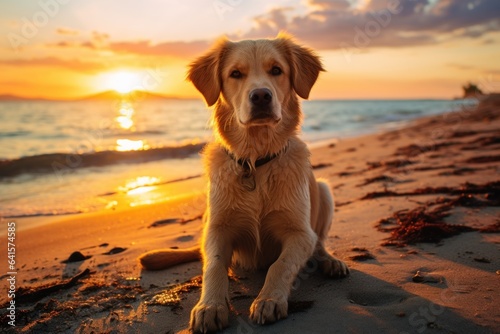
(1, 95, 499, 333)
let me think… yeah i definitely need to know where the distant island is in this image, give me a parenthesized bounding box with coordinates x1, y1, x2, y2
(0, 94, 54, 102)
(78, 90, 183, 101)
(462, 82, 485, 99)
(0, 90, 186, 102)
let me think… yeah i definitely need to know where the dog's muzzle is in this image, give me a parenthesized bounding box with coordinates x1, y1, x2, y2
(249, 88, 275, 121)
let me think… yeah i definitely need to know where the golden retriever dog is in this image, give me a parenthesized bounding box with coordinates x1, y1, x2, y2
(139, 33, 349, 332)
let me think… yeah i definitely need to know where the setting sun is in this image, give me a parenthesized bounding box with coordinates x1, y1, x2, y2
(103, 70, 142, 93)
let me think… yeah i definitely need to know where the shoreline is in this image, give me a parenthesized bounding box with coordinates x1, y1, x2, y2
(0, 95, 498, 333)
(7, 175, 207, 232)
(2, 98, 478, 223)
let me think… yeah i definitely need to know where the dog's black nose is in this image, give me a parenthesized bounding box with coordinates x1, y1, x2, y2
(249, 88, 272, 107)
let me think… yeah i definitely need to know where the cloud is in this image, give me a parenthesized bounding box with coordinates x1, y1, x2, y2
(310, 0, 351, 11)
(0, 57, 106, 73)
(447, 63, 475, 71)
(481, 38, 496, 45)
(43, 0, 500, 60)
(239, 0, 500, 50)
(56, 27, 80, 36)
(106, 40, 210, 58)
(49, 32, 210, 58)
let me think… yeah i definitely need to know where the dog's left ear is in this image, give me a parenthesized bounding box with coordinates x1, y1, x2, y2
(276, 33, 325, 99)
(187, 38, 230, 106)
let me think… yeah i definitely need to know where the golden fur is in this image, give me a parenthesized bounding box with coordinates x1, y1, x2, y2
(139, 33, 349, 332)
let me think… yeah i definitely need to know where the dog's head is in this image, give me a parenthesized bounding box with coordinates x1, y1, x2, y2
(188, 33, 324, 128)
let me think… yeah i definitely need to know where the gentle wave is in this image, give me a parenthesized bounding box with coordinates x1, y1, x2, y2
(0, 131, 32, 138)
(393, 109, 424, 116)
(4, 210, 84, 219)
(102, 130, 166, 138)
(0, 142, 205, 179)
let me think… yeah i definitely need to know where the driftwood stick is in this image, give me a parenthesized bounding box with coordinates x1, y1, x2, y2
(15, 268, 91, 304)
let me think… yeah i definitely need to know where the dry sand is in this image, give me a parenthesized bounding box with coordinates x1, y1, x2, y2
(1, 95, 499, 333)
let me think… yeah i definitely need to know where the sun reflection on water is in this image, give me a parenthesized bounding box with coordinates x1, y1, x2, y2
(119, 176, 160, 194)
(128, 185, 156, 195)
(116, 176, 163, 208)
(113, 101, 151, 151)
(116, 115, 134, 130)
(116, 101, 135, 130)
(116, 139, 148, 151)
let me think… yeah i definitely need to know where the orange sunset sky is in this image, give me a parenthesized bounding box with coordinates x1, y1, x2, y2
(0, 0, 499, 100)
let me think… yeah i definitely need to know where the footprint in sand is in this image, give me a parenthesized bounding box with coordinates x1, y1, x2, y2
(411, 270, 444, 284)
(148, 218, 183, 228)
(348, 289, 407, 307)
(102, 247, 127, 255)
(176, 235, 194, 242)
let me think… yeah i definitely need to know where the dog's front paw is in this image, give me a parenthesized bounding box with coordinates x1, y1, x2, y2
(190, 301, 229, 333)
(250, 296, 288, 325)
(321, 256, 350, 278)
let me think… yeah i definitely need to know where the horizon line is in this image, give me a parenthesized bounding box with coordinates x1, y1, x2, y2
(0, 89, 475, 102)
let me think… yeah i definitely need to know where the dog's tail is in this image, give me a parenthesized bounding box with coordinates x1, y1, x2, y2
(139, 246, 201, 270)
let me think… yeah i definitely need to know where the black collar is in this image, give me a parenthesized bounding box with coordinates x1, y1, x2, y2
(225, 144, 288, 172)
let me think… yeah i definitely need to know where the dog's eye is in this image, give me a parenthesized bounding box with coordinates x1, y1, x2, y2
(230, 70, 242, 79)
(271, 66, 282, 76)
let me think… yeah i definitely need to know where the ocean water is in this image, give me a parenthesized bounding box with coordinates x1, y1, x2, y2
(0, 98, 477, 218)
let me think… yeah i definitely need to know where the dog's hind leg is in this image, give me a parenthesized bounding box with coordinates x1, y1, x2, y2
(313, 180, 349, 278)
(139, 246, 201, 270)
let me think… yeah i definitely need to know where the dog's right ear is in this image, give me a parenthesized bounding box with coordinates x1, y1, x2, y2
(275, 32, 325, 100)
(187, 38, 229, 106)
